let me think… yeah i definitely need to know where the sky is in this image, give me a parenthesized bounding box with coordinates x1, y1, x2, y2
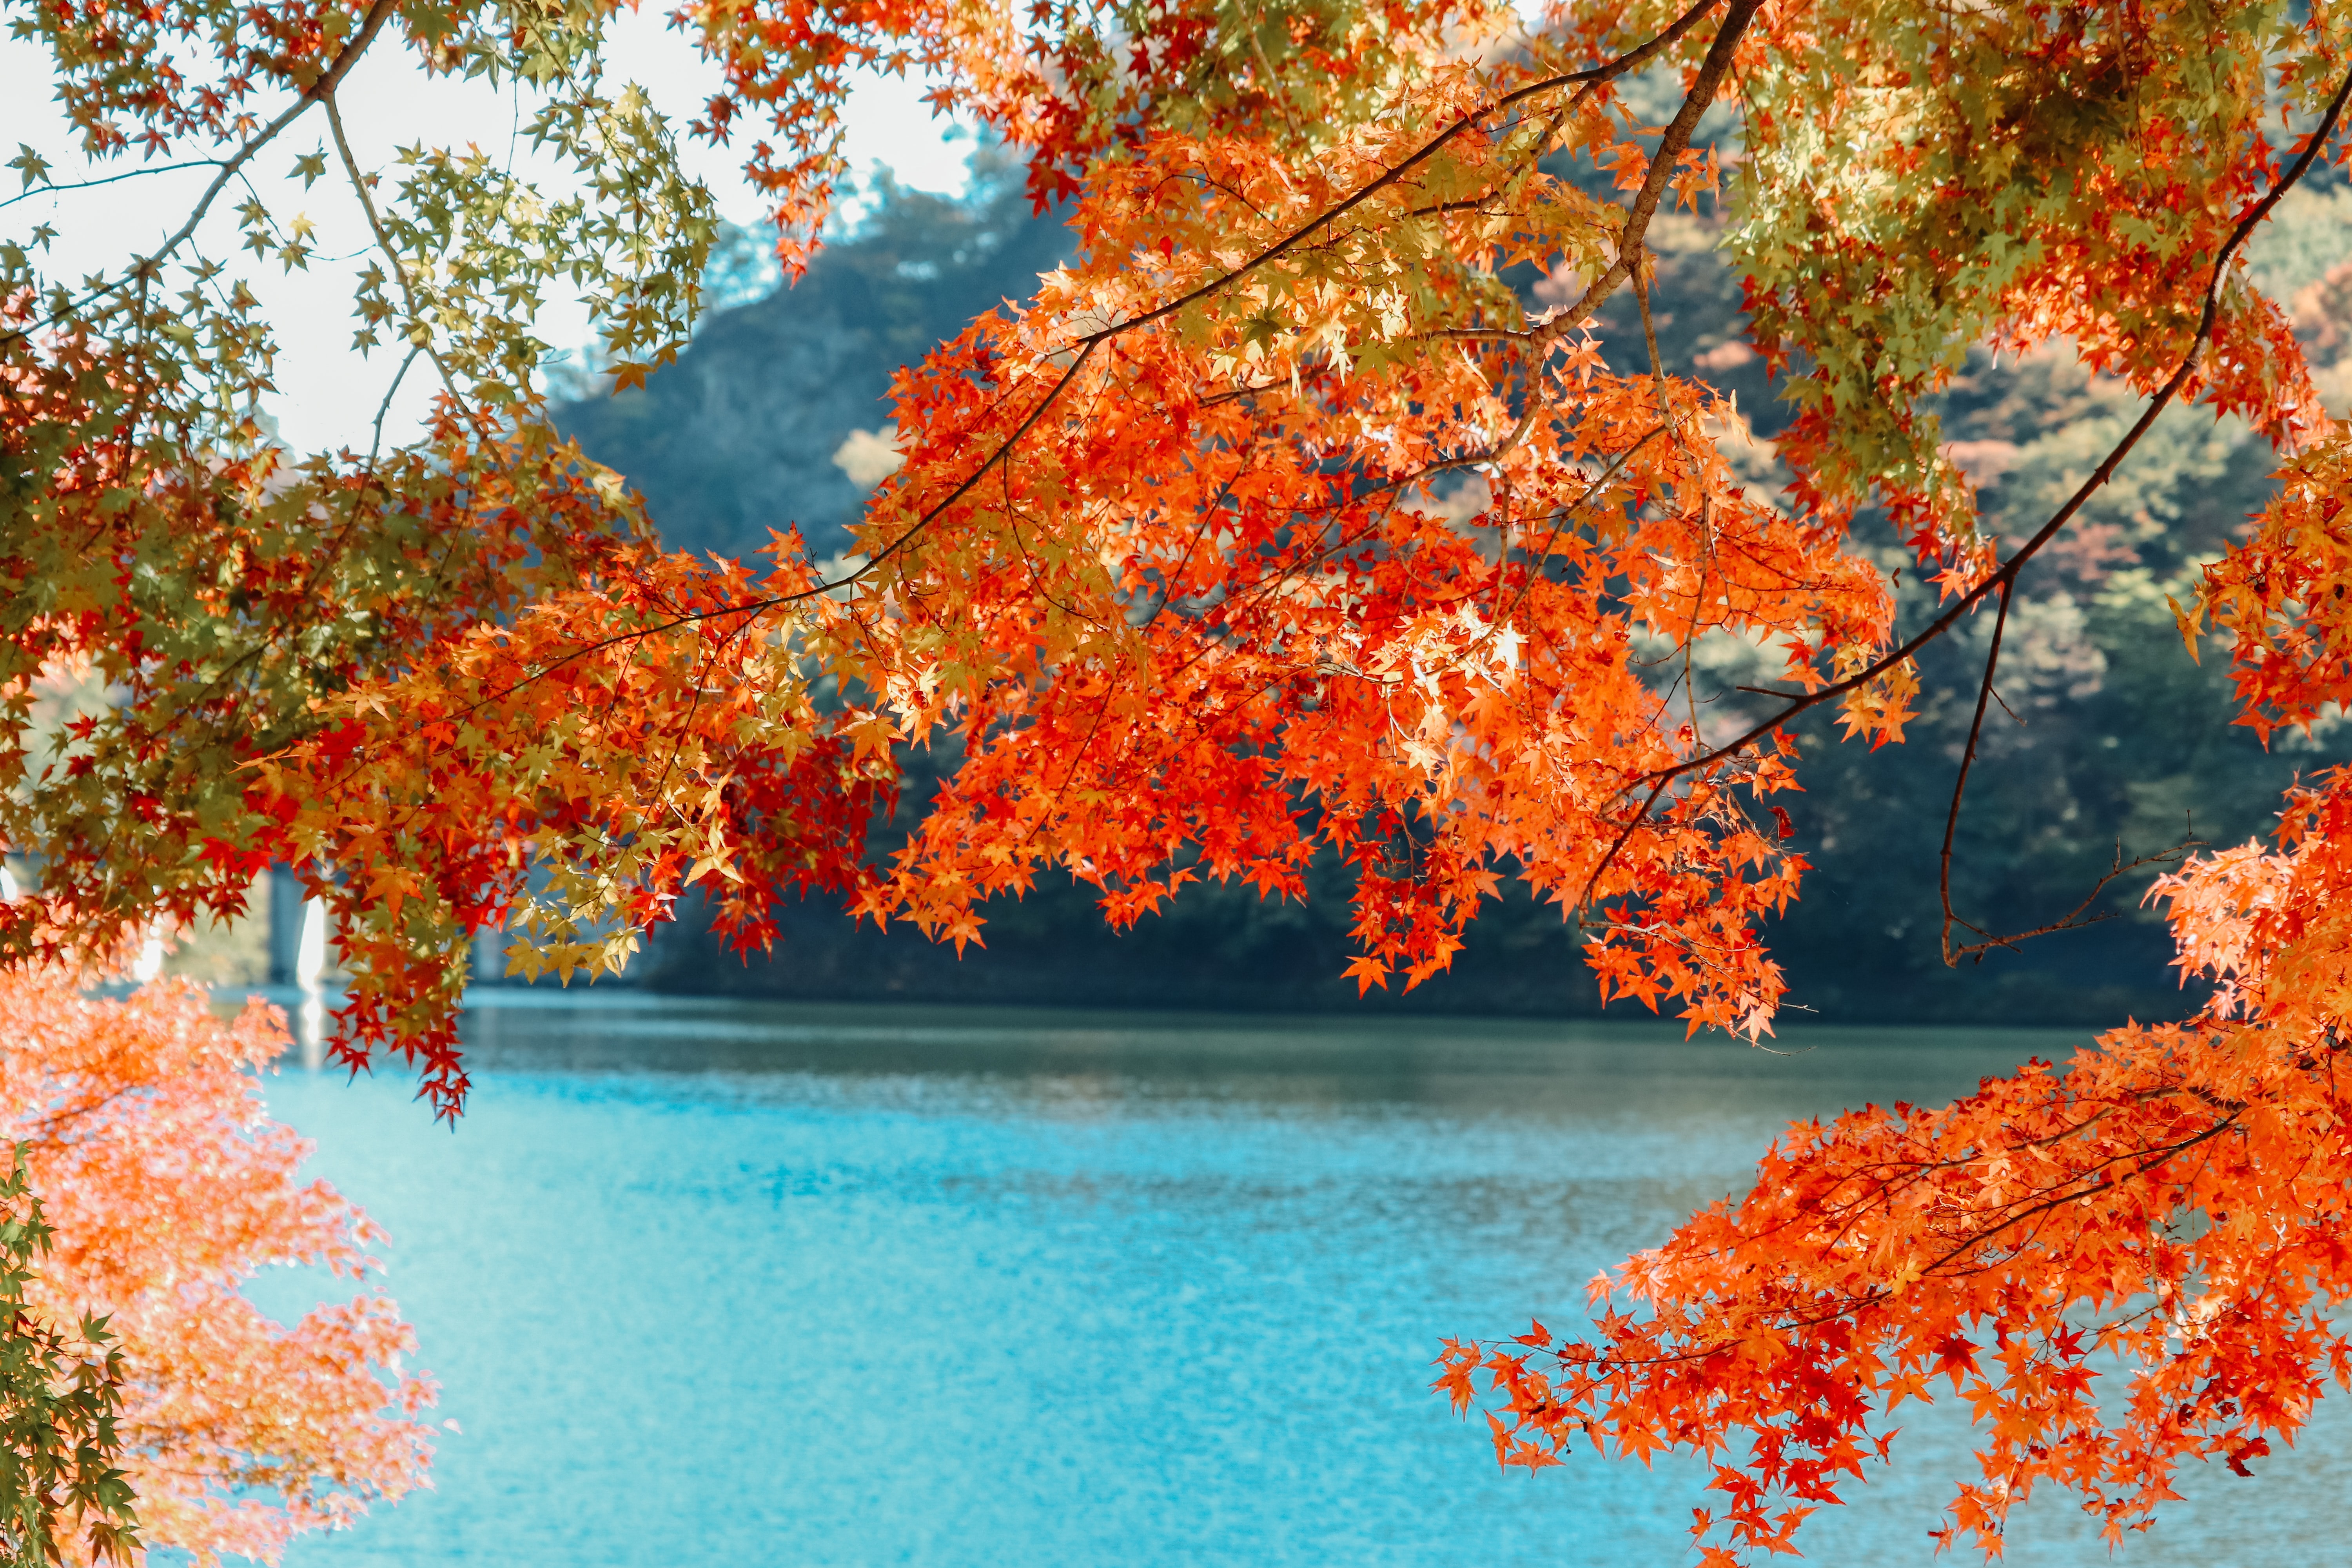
(0, 9, 979, 453)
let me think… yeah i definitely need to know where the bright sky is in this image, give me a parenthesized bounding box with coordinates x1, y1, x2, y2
(0, 9, 978, 453)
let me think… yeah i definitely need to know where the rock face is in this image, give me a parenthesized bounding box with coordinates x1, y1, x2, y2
(557, 154, 1073, 564)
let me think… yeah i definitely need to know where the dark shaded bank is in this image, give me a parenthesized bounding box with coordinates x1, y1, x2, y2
(616, 866, 2203, 1030)
(550, 149, 2348, 1031)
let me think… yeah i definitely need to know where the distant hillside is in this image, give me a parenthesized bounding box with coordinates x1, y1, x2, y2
(551, 150, 2352, 1028)
(555, 151, 1074, 565)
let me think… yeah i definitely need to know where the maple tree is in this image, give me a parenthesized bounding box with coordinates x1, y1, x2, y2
(0, 968, 432, 1566)
(9, 0, 2352, 1553)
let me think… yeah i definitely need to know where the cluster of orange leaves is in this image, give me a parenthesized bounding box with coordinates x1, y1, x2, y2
(0, 968, 432, 1564)
(805, 40, 1888, 1015)
(2196, 436, 2352, 740)
(1441, 769, 2352, 1561)
(329, 0, 1887, 1058)
(250, 512, 896, 1112)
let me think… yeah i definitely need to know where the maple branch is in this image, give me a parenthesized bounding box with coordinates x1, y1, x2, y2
(1583, 54, 2352, 863)
(1805, 1089, 2222, 1254)
(1631, 258, 1715, 738)
(370, 343, 1112, 733)
(1632, 261, 1674, 428)
(1521, 1109, 2247, 1388)
(1461, 5, 1745, 562)
(642, 582, 777, 820)
(1506, 1058, 2285, 1376)
(0, 0, 397, 347)
(1527, 0, 1759, 353)
(1198, 377, 1287, 407)
(1579, 777, 1670, 909)
(365, 346, 424, 476)
(1087, 0, 1733, 348)
(1945, 837, 2201, 966)
(798, 344, 1116, 596)
(1398, 98, 1581, 238)
(1131, 467, 1246, 629)
(1912, 1114, 2243, 1281)
(1430, 326, 1542, 340)
(324, 89, 470, 412)
(1405, 197, 1512, 219)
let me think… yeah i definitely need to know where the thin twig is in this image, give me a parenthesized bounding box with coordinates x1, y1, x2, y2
(364, 345, 423, 475)
(1938, 576, 2013, 964)
(323, 91, 470, 412)
(0, 159, 228, 212)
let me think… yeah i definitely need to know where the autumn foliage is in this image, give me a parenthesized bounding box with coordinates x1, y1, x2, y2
(1443, 777, 2352, 1559)
(0, 970, 432, 1565)
(9, 0, 2352, 1553)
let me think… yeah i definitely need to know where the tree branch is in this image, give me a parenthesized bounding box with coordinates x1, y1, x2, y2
(1528, 0, 1757, 354)
(0, 159, 227, 212)
(1944, 835, 2200, 965)
(1, 0, 398, 347)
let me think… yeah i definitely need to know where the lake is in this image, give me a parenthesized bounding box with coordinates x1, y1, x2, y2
(247, 996, 2352, 1566)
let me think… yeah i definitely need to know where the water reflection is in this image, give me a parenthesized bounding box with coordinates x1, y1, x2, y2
(450, 994, 2083, 1115)
(252, 998, 2345, 1568)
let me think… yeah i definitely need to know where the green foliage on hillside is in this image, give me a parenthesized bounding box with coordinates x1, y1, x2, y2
(555, 151, 2352, 1025)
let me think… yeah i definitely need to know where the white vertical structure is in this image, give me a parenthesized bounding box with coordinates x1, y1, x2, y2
(296, 897, 328, 1070)
(130, 926, 165, 984)
(0, 863, 16, 901)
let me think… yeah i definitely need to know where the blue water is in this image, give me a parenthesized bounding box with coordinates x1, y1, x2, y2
(249, 998, 2352, 1566)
